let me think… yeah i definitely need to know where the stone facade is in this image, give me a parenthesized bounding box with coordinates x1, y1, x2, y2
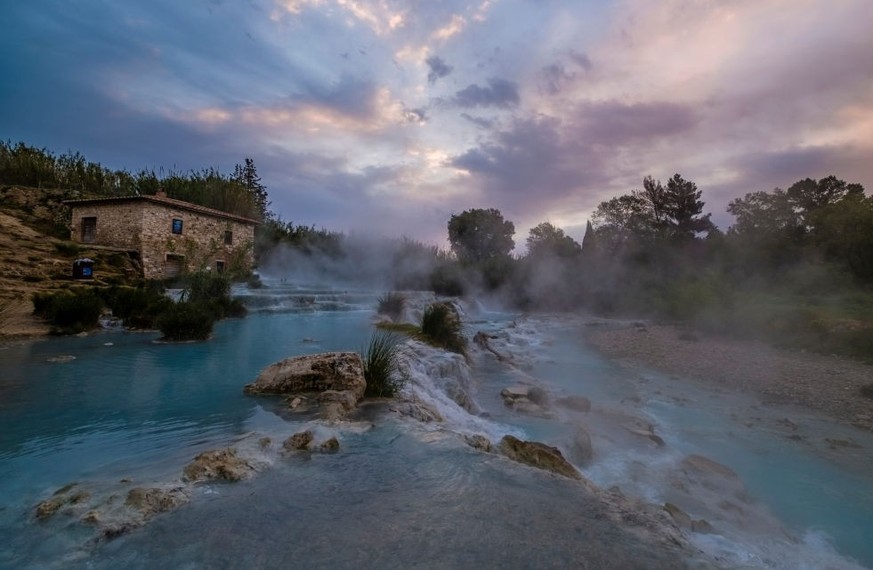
(65, 193, 258, 279)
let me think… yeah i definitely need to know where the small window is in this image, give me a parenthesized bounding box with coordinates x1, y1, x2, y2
(224, 230, 233, 245)
(171, 218, 183, 234)
(81, 217, 97, 243)
(215, 260, 226, 273)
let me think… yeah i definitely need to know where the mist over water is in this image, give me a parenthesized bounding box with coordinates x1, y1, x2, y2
(1, 281, 871, 569)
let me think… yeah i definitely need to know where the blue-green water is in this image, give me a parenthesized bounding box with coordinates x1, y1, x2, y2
(2, 295, 872, 569)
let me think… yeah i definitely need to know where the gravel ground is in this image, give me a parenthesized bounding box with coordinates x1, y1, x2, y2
(583, 323, 873, 433)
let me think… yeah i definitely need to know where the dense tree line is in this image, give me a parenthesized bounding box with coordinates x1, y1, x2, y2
(0, 140, 267, 220)
(438, 173, 872, 360)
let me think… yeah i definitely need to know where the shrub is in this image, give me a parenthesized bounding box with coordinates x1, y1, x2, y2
(180, 271, 246, 319)
(100, 285, 173, 328)
(156, 301, 215, 341)
(53, 242, 81, 256)
(362, 331, 405, 397)
(420, 302, 466, 354)
(377, 292, 405, 322)
(32, 289, 102, 334)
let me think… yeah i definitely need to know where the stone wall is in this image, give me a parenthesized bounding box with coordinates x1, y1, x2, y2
(69, 202, 145, 251)
(69, 200, 256, 279)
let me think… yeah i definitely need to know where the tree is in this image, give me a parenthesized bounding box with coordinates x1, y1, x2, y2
(662, 174, 715, 239)
(234, 158, 270, 220)
(447, 208, 515, 264)
(526, 222, 581, 259)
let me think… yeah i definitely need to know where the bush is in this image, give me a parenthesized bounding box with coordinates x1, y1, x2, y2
(156, 301, 215, 341)
(53, 242, 81, 256)
(99, 284, 173, 328)
(32, 288, 102, 334)
(183, 272, 231, 303)
(377, 292, 405, 322)
(362, 331, 405, 397)
(420, 302, 466, 354)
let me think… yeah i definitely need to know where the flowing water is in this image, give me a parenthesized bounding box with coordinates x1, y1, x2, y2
(1, 283, 871, 569)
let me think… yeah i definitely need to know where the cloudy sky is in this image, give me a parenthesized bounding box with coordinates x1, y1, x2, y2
(2, 0, 871, 247)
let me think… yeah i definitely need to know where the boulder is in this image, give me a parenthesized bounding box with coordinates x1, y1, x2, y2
(283, 430, 314, 451)
(556, 395, 591, 413)
(182, 448, 255, 482)
(464, 434, 492, 452)
(319, 437, 340, 453)
(244, 352, 366, 402)
(35, 498, 64, 520)
(501, 384, 552, 417)
(125, 487, 189, 518)
(499, 435, 582, 480)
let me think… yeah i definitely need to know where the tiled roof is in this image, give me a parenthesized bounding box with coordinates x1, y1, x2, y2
(63, 194, 261, 225)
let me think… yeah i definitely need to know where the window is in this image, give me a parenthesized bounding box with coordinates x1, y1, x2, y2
(215, 260, 226, 273)
(171, 218, 183, 234)
(81, 217, 97, 243)
(224, 230, 233, 245)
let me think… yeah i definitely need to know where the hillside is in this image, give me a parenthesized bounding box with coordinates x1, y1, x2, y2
(0, 186, 142, 337)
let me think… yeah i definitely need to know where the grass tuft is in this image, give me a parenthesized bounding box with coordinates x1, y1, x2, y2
(362, 331, 405, 398)
(377, 291, 406, 322)
(420, 302, 466, 354)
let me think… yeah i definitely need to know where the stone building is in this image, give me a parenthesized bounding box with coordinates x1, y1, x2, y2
(64, 190, 259, 279)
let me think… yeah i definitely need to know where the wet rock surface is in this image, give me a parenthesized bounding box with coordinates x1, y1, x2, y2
(244, 352, 366, 401)
(182, 448, 256, 483)
(498, 435, 582, 480)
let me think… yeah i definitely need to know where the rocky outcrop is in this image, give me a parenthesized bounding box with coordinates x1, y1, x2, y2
(182, 448, 256, 482)
(244, 352, 366, 401)
(284, 430, 314, 451)
(500, 384, 551, 417)
(320, 437, 340, 453)
(125, 487, 189, 518)
(499, 435, 582, 480)
(34, 483, 90, 521)
(464, 434, 492, 452)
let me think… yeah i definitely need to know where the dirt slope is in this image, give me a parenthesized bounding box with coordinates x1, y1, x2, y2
(0, 185, 141, 337)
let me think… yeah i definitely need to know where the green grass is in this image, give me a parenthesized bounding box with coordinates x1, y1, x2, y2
(420, 302, 467, 354)
(361, 331, 404, 397)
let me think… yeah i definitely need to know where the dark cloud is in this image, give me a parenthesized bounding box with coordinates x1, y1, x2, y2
(460, 113, 495, 129)
(426, 56, 453, 84)
(453, 78, 520, 109)
(574, 101, 699, 145)
(449, 117, 609, 219)
(568, 50, 592, 71)
(539, 63, 573, 95)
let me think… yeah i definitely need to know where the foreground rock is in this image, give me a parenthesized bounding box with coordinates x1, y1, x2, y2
(244, 352, 366, 401)
(182, 448, 256, 482)
(499, 435, 582, 480)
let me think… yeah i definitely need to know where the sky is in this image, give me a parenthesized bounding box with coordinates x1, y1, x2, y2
(2, 0, 871, 248)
